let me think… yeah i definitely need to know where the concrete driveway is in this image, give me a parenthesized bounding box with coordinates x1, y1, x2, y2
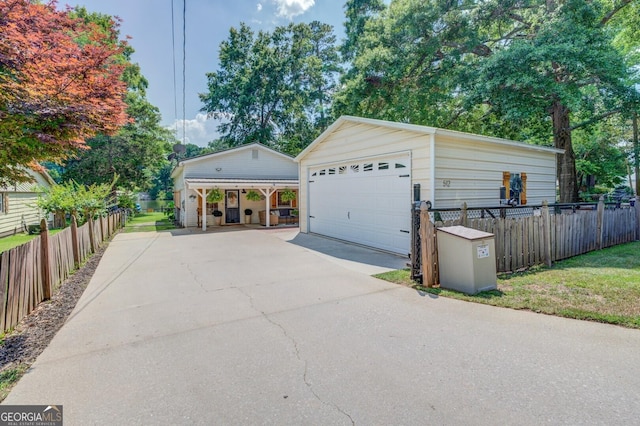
(4, 227, 640, 425)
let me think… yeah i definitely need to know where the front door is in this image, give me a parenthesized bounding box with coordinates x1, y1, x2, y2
(225, 190, 240, 224)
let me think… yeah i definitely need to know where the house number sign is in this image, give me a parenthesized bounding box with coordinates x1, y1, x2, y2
(442, 180, 451, 187)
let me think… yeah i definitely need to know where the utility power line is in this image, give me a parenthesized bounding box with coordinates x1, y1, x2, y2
(182, 0, 186, 145)
(171, 0, 178, 139)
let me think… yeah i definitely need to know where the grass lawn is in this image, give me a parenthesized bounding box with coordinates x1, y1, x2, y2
(0, 364, 27, 401)
(123, 212, 176, 233)
(0, 229, 63, 254)
(375, 241, 640, 329)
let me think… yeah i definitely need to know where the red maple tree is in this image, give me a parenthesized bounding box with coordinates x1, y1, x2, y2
(0, 0, 129, 183)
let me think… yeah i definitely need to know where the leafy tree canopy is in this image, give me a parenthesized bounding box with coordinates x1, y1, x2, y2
(0, 0, 129, 185)
(200, 21, 340, 155)
(335, 0, 640, 202)
(60, 7, 175, 191)
(37, 177, 116, 227)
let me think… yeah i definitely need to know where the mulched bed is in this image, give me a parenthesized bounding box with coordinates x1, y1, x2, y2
(0, 242, 108, 397)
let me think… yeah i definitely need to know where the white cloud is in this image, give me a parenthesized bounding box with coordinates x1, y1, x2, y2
(273, 0, 315, 19)
(168, 113, 222, 147)
(257, 3, 263, 11)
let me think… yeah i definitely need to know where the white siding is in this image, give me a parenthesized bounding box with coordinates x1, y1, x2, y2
(173, 168, 185, 191)
(298, 121, 430, 232)
(297, 116, 560, 254)
(184, 147, 297, 180)
(0, 169, 52, 237)
(433, 135, 557, 208)
(0, 193, 46, 237)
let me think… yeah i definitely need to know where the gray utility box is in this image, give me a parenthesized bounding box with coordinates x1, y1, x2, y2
(437, 226, 497, 295)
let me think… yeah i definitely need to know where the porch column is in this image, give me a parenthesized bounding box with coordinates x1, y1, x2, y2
(194, 188, 207, 231)
(259, 187, 277, 227)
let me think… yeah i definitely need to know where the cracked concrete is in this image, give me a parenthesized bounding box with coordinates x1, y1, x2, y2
(4, 228, 640, 425)
(237, 285, 356, 425)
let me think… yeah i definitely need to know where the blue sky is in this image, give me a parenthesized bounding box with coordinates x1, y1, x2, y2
(61, 0, 348, 146)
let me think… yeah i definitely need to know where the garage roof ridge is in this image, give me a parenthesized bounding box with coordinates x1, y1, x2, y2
(295, 116, 563, 161)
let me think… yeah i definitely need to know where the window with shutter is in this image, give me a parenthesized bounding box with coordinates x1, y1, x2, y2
(502, 172, 527, 205)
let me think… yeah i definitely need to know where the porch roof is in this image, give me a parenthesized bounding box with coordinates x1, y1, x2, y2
(184, 178, 298, 231)
(185, 178, 298, 190)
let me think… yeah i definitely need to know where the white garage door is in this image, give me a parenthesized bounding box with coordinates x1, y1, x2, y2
(308, 154, 412, 255)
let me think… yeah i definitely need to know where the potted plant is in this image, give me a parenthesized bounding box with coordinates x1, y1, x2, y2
(206, 188, 224, 203)
(207, 188, 224, 225)
(280, 189, 297, 203)
(244, 208, 253, 224)
(245, 190, 262, 201)
(212, 209, 223, 225)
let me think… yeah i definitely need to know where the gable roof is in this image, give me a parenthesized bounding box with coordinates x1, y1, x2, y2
(171, 142, 295, 179)
(295, 115, 563, 161)
(180, 142, 293, 165)
(0, 165, 55, 192)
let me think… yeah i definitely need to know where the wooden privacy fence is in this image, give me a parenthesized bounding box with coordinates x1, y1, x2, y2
(418, 198, 640, 287)
(0, 210, 127, 333)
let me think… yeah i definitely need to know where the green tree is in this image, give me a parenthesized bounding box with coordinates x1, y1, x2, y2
(573, 117, 630, 194)
(37, 178, 115, 227)
(341, 0, 386, 62)
(0, 0, 128, 185)
(200, 22, 339, 154)
(336, 0, 639, 203)
(148, 163, 174, 200)
(606, 0, 640, 195)
(61, 8, 175, 191)
(470, 0, 636, 202)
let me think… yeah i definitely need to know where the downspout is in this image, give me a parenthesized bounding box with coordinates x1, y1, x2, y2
(304, 163, 308, 233)
(182, 173, 186, 227)
(430, 132, 436, 207)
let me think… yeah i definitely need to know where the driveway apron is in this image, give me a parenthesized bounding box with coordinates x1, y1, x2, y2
(4, 228, 640, 425)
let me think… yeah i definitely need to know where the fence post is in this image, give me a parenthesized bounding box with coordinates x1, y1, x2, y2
(636, 196, 640, 241)
(420, 201, 437, 287)
(596, 195, 605, 249)
(99, 215, 105, 245)
(541, 201, 552, 267)
(40, 219, 52, 300)
(461, 202, 468, 227)
(88, 217, 96, 253)
(71, 215, 80, 268)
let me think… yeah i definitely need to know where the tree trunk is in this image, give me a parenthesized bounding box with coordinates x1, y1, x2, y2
(54, 210, 65, 229)
(552, 99, 579, 203)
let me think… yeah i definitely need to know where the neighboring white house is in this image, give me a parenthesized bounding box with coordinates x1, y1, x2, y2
(295, 116, 563, 255)
(0, 167, 54, 238)
(171, 143, 299, 230)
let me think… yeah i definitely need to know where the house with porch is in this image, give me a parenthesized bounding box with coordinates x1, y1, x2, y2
(171, 143, 298, 230)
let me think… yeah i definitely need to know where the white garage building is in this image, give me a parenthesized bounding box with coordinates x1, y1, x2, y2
(295, 116, 562, 255)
